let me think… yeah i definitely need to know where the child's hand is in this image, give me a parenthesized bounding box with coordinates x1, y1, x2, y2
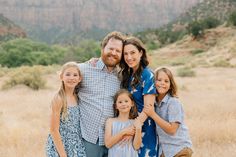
(122, 125, 135, 136)
(119, 135, 132, 147)
(143, 103, 155, 117)
(119, 125, 135, 147)
(134, 118, 143, 130)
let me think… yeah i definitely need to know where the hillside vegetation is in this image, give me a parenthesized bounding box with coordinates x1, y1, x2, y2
(0, 14, 26, 41)
(179, 0, 236, 22)
(0, 38, 100, 67)
(136, 0, 236, 49)
(149, 26, 236, 68)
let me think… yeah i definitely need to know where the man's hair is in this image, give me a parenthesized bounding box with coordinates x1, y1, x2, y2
(101, 31, 125, 49)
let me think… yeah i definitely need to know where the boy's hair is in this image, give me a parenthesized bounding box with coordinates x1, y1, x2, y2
(52, 61, 82, 120)
(101, 31, 125, 49)
(154, 67, 178, 97)
(113, 89, 138, 119)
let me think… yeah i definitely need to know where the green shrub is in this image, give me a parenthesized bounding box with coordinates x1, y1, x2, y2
(67, 40, 100, 63)
(202, 17, 221, 29)
(213, 60, 231, 67)
(170, 57, 192, 66)
(0, 39, 66, 67)
(188, 21, 204, 38)
(146, 41, 160, 50)
(228, 11, 236, 26)
(191, 49, 205, 55)
(2, 66, 46, 90)
(170, 59, 186, 66)
(177, 67, 196, 77)
(0, 65, 9, 77)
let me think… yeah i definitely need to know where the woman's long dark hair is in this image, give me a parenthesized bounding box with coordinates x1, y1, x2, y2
(120, 36, 149, 89)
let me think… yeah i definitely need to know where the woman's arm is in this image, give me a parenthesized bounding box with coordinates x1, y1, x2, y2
(133, 119, 143, 150)
(49, 98, 67, 157)
(143, 104, 179, 135)
(104, 118, 135, 148)
(137, 94, 156, 123)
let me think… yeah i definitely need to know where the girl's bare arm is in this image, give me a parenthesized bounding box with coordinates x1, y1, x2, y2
(137, 94, 156, 123)
(49, 97, 67, 157)
(133, 119, 143, 150)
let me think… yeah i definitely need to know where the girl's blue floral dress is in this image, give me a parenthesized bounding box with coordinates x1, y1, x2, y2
(46, 105, 86, 157)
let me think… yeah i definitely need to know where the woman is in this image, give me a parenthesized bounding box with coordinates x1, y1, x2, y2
(120, 36, 158, 157)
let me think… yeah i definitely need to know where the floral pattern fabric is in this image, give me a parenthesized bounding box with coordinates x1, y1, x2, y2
(46, 105, 86, 157)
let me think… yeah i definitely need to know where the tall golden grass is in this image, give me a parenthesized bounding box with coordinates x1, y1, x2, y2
(0, 67, 236, 157)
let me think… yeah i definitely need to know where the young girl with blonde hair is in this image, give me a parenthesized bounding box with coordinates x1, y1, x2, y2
(46, 62, 86, 157)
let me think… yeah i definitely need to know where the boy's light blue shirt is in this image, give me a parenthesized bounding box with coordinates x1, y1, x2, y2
(155, 94, 192, 157)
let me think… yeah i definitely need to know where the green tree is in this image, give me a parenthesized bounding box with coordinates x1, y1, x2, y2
(70, 40, 100, 62)
(0, 39, 66, 67)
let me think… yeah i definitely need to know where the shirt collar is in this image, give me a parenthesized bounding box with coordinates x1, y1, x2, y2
(97, 58, 119, 74)
(162, 93, 170, 103)
(96, 58, 106, 70)
(157, 93, 171, 107)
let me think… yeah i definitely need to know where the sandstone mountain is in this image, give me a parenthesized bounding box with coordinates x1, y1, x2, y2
(0, 0, 200, 42)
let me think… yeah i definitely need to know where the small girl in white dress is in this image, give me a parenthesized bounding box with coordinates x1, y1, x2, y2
(105, 89, 143, 157)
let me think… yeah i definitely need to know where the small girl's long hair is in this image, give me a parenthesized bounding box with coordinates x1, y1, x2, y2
(51, 61, 82, 120)
(113, 89, 138, 119)
(155, 67, 178, 97)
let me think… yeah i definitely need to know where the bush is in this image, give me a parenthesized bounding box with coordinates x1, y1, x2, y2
(188, 21, 204, 38)
(146, 41, 160, 50)
(0, 65, 9, 77)
(228, 11, 236, 26)
(177, 67, 196, 77)
(213, 60, 231, 67)
(67, 40, 100, 63)
(2, 66, 46, 90)
(202, 17, 221, 29)
(170, 59, 186, 66)
(191, 49, 205, 55)
(0, 39, 66, 67)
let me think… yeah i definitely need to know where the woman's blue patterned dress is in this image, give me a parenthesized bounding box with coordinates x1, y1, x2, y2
(46, 105, 86, 157)
(128, 67, 159, 157)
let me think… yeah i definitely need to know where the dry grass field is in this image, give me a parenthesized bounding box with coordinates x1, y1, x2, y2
(0, 67, 236, 157)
